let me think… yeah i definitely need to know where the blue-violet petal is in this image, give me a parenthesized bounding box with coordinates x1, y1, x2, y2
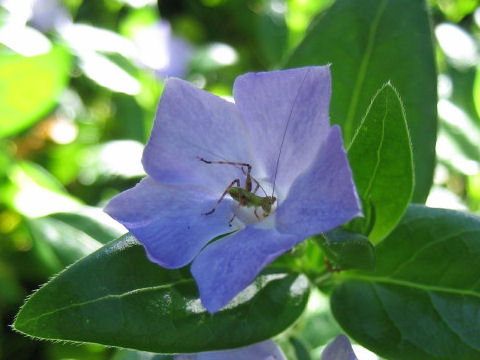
(105, 177, 235, 268)
(191, 226, 300, 312)
(321, 335, 358, 360)
(143, 78, 253, 193)
(233, 66, 332, 194)
(276, 126, 361, 237)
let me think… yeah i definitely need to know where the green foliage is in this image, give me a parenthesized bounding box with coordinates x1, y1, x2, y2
(2, 0, 480, 358)
(315, 230, 375, 271)
(437, 67, 480, 176)
(2, 161, 81, 217)
(0, 263, 24, 306)
(14, 234, 309, 353)
(331, 205, 480, 359)
(348, 83, 414, 243)
(430, 0, 479, 22)
(474, 64, 480, 121)
(289, 336, 312, 360)
(0, 46, 70, 138)
(285, 0, 437, 203)
(47, 212, 123, 244)
(25, 211, 122, 267)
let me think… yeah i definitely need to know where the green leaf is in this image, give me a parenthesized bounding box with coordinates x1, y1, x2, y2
(285, 0, 335, 49)
(446, 66, 479, 124)
(108, 94, 147, 142)
(347, 83, 413, 243)
(256, 10, 288, 66)
(437, 69, 480, 174)
(473, 64, 480, 122)
(4, 161, 81, 217)
(433, 0, 479, 22)
(315, 230, 375, 271)
(25, 210, 123, 267)
(14, 234, 309, 353)
(285, 0, 437, 202)
(48, 211, 124, 244)
(330, 205, 480, 360)
(0, 261, 24, 305)
(289, 336, 313, 360)
(0, 46, 70, 138)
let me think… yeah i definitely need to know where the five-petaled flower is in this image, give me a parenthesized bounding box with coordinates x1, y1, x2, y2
(105, 66, 361, 313)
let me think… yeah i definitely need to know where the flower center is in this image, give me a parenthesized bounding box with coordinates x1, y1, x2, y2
(229, 178, 280, 228)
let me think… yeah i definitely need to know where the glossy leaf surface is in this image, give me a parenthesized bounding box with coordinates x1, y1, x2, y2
(347, 83, 413, 243)
(14, 234, 309, 353)
(331, 205, 480, 360)
(316, 230, 375, 271)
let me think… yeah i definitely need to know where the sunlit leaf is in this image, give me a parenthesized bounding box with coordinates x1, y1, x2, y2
(347, 83, 413, 242)
(285, 0, 437, 202)
(0, 46, 70, 138)
(4, 161, 81, 217)
(26, 209, 124, 266)
(432, 0, 479, 22)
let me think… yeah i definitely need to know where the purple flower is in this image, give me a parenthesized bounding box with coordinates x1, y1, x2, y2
(105, 66, 361, 313)
(133, 21, 193, 79)
(321, 335, 358, 360)
(174, 340, 286, 360)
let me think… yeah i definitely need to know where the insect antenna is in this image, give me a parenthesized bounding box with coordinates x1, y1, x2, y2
(270, 69, 310, 198)
(254, 177, 270, 197)
(257, 182, 269, 197)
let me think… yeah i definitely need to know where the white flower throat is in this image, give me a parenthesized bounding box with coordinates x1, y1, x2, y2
(197, 157, 279, 227)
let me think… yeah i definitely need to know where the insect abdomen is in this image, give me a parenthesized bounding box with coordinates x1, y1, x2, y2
(229, 187, 264, 208)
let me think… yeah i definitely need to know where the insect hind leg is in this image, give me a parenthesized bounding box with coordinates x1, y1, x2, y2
(202, 179, 241, 216)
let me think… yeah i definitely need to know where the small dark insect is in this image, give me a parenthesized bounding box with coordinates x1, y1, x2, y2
(197, 157, 276, 226)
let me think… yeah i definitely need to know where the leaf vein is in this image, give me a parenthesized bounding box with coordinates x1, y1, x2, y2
(387, 228, 480, 279)
(363, 91, 388, 200)
(344, 274, 480, 299)
(427, 291, 480, 351)
(18, 279, 194, 327)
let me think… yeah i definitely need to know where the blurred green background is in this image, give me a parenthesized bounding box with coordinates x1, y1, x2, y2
(0, 0, 479, 359)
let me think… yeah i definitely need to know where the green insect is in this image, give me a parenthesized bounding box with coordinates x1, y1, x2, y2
(197, 157, 277, 226)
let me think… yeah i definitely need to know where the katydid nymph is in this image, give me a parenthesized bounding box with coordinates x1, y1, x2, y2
(197, 157, 277, 227)
(197, 71, 309, 226)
